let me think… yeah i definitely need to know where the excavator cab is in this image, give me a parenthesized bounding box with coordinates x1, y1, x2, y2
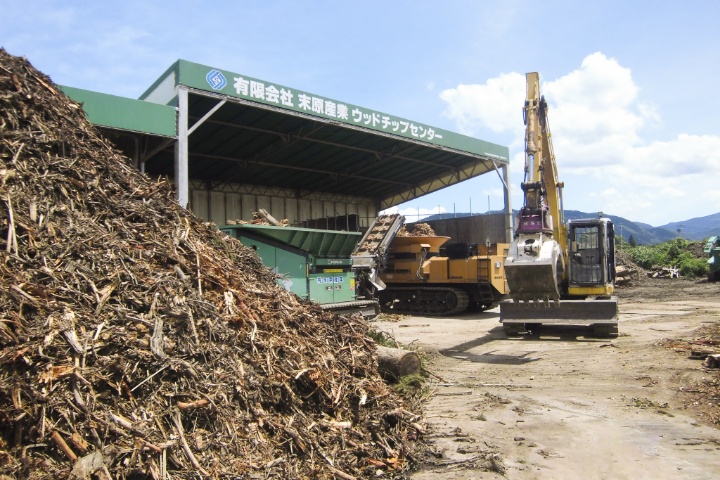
(567, 217, 615, 296)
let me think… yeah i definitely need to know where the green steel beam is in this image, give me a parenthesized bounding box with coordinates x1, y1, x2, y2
(60, 86, 176, 138)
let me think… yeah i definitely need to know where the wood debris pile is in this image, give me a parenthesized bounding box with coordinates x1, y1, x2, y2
(614, 265, 639, 286)
(614, 250, 641, 286)
(647, 266, 681, 278)
(224, 209, 289, 227)
(661, 320, 720, 426)
(0, 50, 420, 479)
(248, 209, 289, 226)
(396, 224, 435, 237)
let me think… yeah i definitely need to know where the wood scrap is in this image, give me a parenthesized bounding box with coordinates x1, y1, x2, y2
(647, 266, 681, 278)
(377, 345, 421, 381)
(0, 48, 420, 479)
(396, 223, 436, 237)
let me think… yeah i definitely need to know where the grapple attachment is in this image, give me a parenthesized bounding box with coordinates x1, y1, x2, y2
(504, 258, 560, 304)
(504, 235, 562, 304)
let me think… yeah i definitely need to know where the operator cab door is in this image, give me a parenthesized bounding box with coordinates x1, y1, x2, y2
(568, 219, 615, 290)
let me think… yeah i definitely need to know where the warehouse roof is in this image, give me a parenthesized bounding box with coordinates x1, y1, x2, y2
(62, 59, 509, 210)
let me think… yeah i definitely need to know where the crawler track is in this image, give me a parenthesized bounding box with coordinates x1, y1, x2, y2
(380, 287, 470, 316)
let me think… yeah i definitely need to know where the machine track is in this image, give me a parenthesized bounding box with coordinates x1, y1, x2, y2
(379, 287, 470, 316)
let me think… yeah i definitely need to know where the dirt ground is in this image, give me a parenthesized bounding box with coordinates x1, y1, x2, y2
(372, 277, 720, 479)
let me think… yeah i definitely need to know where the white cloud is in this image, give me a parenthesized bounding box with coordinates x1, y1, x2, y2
(636, 134, 720, 176)
(544, 53, 638, 109)
(439, 52, 720, 224)
(439, 72, 525, 135)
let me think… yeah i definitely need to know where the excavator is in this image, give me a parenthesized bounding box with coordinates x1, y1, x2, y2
(500, 72, 618, 337)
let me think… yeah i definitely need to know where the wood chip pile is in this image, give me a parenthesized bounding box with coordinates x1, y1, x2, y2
(395, 224, 435, 237)
(0, 50, 420, 479)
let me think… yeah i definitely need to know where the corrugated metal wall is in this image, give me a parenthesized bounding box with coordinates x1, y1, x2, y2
(413, 215, 507, 245)
(189, 180, 377, 229)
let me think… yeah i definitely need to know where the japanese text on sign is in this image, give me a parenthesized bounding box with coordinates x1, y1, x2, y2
(231, 75, 443, 141)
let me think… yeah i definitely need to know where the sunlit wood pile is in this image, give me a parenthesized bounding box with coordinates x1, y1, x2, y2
(396, 224, 435, 237)
(0, 49, 420, 479)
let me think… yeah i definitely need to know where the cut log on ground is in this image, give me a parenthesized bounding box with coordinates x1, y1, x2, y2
(616, 265, 638, 279)
(615, 276, 632, 286)
(377, 345, 421, 381)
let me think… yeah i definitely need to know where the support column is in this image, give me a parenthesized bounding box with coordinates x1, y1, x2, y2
(503, 164, 513, 243)
(175, 87, 190, 209)
(133, 136, 140, 171)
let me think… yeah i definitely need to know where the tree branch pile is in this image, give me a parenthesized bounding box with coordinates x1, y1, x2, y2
(0, 49, 420, 479)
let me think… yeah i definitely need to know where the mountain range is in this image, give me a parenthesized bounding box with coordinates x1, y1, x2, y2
(420, 211, 720, 245)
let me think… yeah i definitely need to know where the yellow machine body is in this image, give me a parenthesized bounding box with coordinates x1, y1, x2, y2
(378, 235, 509, 316)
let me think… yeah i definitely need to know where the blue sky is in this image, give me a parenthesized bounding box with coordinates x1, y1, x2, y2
(3, 0, 718, 226)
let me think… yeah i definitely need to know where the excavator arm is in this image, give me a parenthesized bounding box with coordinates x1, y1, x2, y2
(503, 72, 566, 303)
(523, 73, 566, 254)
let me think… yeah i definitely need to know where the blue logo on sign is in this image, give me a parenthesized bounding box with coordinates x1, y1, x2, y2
(206, 70, 227, 90)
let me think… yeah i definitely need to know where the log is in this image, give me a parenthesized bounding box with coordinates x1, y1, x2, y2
(257, 208, 281, 226)
(376, 346, 421, 381)
(615, 265, 637, 278)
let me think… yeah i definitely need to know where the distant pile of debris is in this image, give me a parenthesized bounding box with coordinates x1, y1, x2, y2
(647, 266, 681, 279)
(615, 265, 639, 285)
(0, 49, 420, 479)
(397, 223, 436, 237)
